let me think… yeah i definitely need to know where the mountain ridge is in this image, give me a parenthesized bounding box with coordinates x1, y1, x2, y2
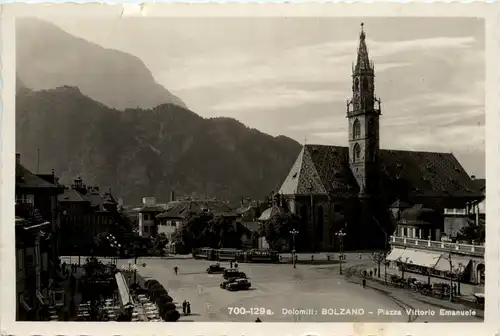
(16, 86, 302, 204)
(16, 18, 187, 110)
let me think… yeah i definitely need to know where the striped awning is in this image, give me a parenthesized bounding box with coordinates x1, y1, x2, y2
(433, 255, 471, 273)
(400, 249, 441, 268)
(386, 247, 406, 261)
(115, 272, 133, 309)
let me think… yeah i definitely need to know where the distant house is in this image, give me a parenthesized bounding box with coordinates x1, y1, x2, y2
(157, 198, 240, 253)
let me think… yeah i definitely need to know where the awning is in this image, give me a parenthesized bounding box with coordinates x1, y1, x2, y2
(386, 248, 406, 261)
(433, 254, 471, 273)
(115, 272, 133, 309)
(400, 249, 441, 268)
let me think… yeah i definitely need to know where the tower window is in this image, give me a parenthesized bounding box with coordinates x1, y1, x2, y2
(353, 119, 361, 139)
(353, 143, 361, 162)
(362, 77, 369, 91)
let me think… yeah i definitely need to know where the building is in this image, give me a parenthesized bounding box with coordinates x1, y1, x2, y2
(137, 197, 165, 238)
(57, 175, 130, 256)
(278, 24, 483, 252)
(156, 198, 240, 252)
(15, 153, 65, 320)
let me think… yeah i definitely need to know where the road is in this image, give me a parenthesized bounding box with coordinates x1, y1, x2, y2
(113, 257, 481, 323)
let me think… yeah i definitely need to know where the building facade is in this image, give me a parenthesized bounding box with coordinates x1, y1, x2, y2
(15, 153, 65, 320)
(58, 175, 130, 256)
(278, 25, 483, 252)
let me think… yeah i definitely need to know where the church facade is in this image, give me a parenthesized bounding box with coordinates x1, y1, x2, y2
(278, 25, 483, 252)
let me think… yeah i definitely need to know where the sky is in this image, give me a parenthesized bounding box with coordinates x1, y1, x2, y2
(46, 17, 485, 176)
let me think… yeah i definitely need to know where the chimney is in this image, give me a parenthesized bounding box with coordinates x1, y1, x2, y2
(16, 153, 20, 165)
(471, 175, 476, 180)
(170, 190, 175, 202)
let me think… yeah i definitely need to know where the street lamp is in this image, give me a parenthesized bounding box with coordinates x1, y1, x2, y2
(335, 229, 347, 275)
(290, 229, 299, 268)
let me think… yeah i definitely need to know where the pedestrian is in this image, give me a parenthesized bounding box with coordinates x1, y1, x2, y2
(186, 302, 191, 315)
(453, 283, 457, 296)
(182, 300, 187, 315)
(234, 261, 238, 269)
(174, 266, 178, 275)
(358, 253, 362, 260)
(369, 269, 373, 277)
(362, 278, 366, 288)
(230, 261, 233, 268)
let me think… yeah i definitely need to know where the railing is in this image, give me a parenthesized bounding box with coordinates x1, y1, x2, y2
(390, 236, 485, 255)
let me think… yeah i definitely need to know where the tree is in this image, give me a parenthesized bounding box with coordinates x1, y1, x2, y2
(152, 232, 169, 251)
(457, 219, 485, 243)
(259, 212, 300, 251)
(371, 252, 385, 278)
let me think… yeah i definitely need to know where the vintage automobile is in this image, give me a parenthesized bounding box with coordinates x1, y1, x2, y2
(206, 264, 226, 274)
(223, 269, 247, 280)
(220, 278, 238, 289)
(473, 293, 485, 306)
(226, 278, 252, 291)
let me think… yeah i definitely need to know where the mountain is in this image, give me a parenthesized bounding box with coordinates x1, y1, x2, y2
(16, 18, 187, 110)
(16, 87, 301, 203)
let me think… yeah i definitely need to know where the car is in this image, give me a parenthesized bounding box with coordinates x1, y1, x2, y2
(206, 264, 226, 274)
(220, 278, 238, 289)
(223, 269, 247, 279)
(226, 278, 251, 291)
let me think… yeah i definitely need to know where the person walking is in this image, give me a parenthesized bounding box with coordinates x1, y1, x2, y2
(362, 277, 366, 288)
(230, 261, 233, 268)
(174, 266, 178, 275)
(186, 302, 191, 315)
(182, 300, 187, 315)
(234, 261, 238, 269)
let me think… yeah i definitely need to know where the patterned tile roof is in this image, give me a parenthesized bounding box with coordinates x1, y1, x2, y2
(157, 199, 238, 219)
(279, 145, 483, 204)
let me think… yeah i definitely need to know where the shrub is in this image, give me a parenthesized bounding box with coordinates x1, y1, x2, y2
(145, 279, 160, 289)
(163, 309, 180, 322)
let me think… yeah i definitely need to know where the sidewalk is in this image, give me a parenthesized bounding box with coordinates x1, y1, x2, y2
(347, 265, 484, 319)
(371, 265, 485, 296)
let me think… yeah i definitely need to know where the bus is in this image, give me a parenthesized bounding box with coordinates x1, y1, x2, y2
(193, 247, 216, 260)
(246, 249, 279, 263)
(216, 248, 245, 262)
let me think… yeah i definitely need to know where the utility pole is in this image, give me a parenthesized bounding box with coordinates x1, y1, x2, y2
(336, 229, 347, 274)
(290, 229, 299, 268)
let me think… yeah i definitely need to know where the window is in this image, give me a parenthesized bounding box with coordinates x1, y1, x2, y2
(352, 119, 361, 139)
(16, 194, 34, 205)
(144, 226, 149, 233)
(362, 77, 369, 91)
(353, 143, 361, 162)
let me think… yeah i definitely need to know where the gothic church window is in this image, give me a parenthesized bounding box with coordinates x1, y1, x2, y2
(317, 206, 324, 242)
(353, 143, 361, 162)
(362, 77, 369, 91)
(353, 119, 361, 139)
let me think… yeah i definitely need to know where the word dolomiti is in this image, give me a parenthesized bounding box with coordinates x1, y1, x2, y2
(228, 307, 273, 315)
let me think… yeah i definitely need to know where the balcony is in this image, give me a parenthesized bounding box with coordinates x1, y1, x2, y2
(390, 235, 485, 257)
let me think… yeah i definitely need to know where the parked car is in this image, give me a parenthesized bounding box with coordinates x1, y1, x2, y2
(226, 278, 252, 291)
(220, 278, 238, 289)
(223, 269, 247, 279)
(207, 264, 226, 274)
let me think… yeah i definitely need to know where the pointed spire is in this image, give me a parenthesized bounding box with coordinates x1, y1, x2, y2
(355, 22, 372, 74)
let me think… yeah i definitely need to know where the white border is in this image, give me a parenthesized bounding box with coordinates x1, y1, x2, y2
(1, 3, 499, 336)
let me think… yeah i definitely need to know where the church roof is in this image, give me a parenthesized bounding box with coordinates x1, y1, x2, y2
(257, 205, 285, 222)
(279, 145, 483, 205)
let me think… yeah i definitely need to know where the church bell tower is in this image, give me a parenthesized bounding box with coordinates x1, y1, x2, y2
(347, 23, 382, 196)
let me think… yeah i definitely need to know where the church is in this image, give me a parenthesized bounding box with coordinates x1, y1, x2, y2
(278, 24, 483, 252)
